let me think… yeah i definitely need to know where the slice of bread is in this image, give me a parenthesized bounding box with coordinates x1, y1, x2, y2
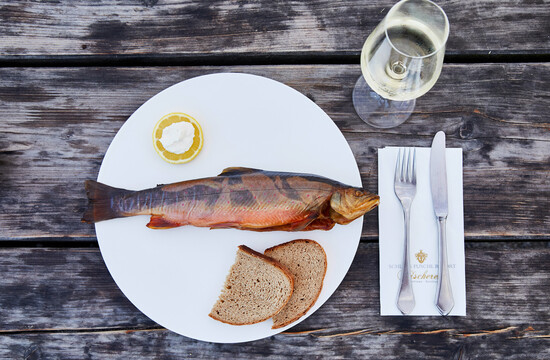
(264, 239, 327, 329)
(209, 245, 294, 325)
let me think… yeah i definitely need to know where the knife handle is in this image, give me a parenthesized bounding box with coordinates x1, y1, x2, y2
(435, 216, 454, 315)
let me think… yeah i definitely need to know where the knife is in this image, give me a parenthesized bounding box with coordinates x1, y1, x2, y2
(430, 131, 455, 315)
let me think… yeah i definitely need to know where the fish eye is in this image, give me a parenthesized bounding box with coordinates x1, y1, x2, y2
(354, 190, 363, 197)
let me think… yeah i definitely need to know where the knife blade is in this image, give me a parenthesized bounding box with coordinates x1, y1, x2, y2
(430, 131, 454, 315)
(430, 132, 448, 218)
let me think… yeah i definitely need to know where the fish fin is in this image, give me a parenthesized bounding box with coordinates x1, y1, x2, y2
(285, 212, 319, 231)
(82, 180, 131, 223)
(209, 222, 246, 230)
(218, 167, 263, 176)
(236, 213, 319, 232)
(302, 218, 336, 231)
(246, 224, 300, 232)
(146, 215, 183, 229)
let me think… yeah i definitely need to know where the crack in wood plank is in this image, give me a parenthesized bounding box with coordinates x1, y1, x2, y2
(381, 329, 455, 335)
(508, 334, 550, 339)
(455, 326, 518, 337)
(295, 326, 529, 339)
(311, 329, 374, 338)
(506, 326, 550, 339)
(0, 326, 164, 336)
(1, 325, 548, 342)
(282, 328, 328, 335)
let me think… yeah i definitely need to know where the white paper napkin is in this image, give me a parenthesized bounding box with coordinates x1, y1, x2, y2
(378, 147, 466, 316)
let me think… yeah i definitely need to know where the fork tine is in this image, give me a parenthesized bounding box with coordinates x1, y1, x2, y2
(411, 148, 417, 184)
(402, 147, 409, 183)
(401, 148, 409, 182)
(407, 148, 414, 183)
(395, 148, 402, 182)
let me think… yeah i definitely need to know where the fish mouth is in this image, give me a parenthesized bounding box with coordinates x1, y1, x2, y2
(331, 193, 380, 224)
(363, 194, 380, 213)
(349, 194, 379, 218)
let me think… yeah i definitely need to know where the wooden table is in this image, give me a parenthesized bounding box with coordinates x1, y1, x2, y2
(1, 1, 548, 358)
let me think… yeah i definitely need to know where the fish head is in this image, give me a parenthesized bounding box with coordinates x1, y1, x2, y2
(329, 187, 380, 224)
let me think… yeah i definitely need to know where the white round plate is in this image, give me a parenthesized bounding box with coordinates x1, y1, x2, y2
(96, 73, 363, 343)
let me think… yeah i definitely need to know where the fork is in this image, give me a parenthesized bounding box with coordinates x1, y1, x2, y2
(394, 148, 417, 315)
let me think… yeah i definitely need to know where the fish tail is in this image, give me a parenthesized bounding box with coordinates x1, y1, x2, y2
(82, 180, 131, 223)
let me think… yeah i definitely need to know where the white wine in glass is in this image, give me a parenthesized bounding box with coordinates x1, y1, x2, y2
(353, 0, 449, 128)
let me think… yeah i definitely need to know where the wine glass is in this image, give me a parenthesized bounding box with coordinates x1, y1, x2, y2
(353, 0, 449, 128)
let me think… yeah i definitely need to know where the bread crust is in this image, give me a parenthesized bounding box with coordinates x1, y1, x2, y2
(208, 245, 294, 326)
(264, 239, 327, 329)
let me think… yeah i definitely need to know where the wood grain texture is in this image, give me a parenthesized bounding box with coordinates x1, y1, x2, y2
(0, 0, 548, 57)
(0, 243, 548, 359)
(1, 1, 547, 358)
(0, 64, 548, 240)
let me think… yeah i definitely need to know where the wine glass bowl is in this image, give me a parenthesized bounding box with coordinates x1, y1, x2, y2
(353, 0, 449, 128)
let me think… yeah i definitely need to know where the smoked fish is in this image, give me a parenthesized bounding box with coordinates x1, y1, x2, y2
(82, 167, 379, 231)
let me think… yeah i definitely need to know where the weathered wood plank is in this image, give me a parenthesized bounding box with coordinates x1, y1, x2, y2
(0, 64, 548, 240)
(0, 328, 548, 359)
(0, 247, 156, 331)
(0, 243, 548, 359)
(0, 0, 548, 57)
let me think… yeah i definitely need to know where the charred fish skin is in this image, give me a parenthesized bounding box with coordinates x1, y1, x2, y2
(82, 167, 379, 231)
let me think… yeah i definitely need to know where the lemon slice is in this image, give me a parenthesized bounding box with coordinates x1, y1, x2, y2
(152, 112, 204, 164)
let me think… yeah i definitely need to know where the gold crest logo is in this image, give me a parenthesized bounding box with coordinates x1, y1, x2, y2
(415, 250, 427, 264)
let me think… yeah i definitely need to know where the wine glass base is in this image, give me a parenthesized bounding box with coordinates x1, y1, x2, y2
(352, 76, 415, 128)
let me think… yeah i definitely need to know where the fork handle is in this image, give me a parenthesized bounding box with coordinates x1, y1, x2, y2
(435, 217, 454, 315)
(397, 207, 415, 315)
